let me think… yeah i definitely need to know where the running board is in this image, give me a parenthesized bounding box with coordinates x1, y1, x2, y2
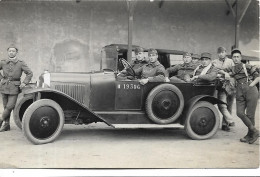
(112, 124, 184, 129)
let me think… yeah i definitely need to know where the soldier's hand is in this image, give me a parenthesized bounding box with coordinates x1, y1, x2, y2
(19, 82, 26, 88)
(165, 77, 170, 82)
(190, 76, 198, 81)
(139, 78, 149, 85)
(224, 72, 230, 80)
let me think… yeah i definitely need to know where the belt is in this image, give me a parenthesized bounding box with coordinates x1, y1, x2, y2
(3, 77, 20, 81)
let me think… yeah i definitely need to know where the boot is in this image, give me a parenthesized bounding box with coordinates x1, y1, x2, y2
(240, 130, 251, 143)
(248, 129, 259, 144)
(0, 123, 10, 132)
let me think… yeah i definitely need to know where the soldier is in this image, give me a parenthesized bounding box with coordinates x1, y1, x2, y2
(165, 52, 197, 83)
(220, 49, 259, 144)
(213, 47, 236, 131)
(117, 46, 147, 80)
(191, 53, 201, 65)
(190, 52, 218, 83)
(132, 47, 148, 70)
(134, 48, 166, 85)
(0, 44, 33, 132)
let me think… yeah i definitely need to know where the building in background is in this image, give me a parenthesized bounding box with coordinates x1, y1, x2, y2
(0, 0, 258, 80)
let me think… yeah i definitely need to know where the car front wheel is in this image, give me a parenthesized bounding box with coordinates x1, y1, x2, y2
(184, 101, 220, 140)
(22, 99, 64, 145)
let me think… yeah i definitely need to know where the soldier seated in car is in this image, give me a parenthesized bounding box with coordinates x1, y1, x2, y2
(118, 47, 148, 80)
(165, 52, 197, 83)
(134, 48, 166, 85)
(190, 52, 218, 83)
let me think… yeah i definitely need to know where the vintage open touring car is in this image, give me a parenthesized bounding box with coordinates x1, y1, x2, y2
(13, 44, 225, 144)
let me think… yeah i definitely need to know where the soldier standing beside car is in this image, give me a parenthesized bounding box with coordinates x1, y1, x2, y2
(134, 48, 166, 85)
(220, 49, 259, 144)
(0, 44, 33, 132)
(212, 47, 236, 131)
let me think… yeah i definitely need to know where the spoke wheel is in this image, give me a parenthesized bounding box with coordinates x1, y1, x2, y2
(22, 99, 64, 145)
(185, 101, 220, 140)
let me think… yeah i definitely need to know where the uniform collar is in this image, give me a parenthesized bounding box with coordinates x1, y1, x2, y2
(218, 57, 227, 62)
(7, 57, 18, 63)
(148, 60, 160, 67)
(182, 62, 193, 67)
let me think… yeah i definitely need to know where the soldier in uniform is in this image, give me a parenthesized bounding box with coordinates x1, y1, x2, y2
(213, 47, 236, 131)
(191, 53, 201, 65)
(132, 47, 148, 70)
(134, 48, 166, 85)
(165, 52, 197, 83)
(0, 44, 33, 132)
(190, 52, 218, 83)
(220, 49, 259, 144)
(117, 46, 148, 80)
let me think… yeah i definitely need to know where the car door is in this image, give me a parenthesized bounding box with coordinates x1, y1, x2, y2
(115, 80, 143, 110)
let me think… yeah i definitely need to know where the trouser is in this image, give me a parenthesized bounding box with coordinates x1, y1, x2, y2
(1, 93, 18, 124)
(217, 89, 235, 125)
(236, 83, 258, 131)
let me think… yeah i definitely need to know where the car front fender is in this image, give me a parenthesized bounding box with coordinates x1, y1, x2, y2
(22, 88, 113, 127)
(180, 95, 226, 125)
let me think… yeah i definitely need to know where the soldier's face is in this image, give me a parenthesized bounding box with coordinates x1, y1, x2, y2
(136, 52, 145, 61)
(149, 53, 158, 63)
(192, 58, 199, 64)
(218, 51, 226, 59)
(183, 56, 192, 63)
(232, 53, 242, 64)
(8, 48, 18, 58)
(201, 58, 211, 67)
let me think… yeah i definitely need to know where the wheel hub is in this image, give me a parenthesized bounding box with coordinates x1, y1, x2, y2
(40, 117, 50, 128)
(198, 117, 207, 127)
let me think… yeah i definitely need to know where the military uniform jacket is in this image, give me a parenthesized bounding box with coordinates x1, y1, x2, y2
(134, 61, 166, 82)
(224, 63, 259, 84)
(194, 64, 218, 82)
(166, 62, 198, 80)
(131, 60, 148, 70)
(0, 58, 33, 94)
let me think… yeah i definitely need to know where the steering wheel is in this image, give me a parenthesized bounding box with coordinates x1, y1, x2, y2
(119, 58, 135, 77)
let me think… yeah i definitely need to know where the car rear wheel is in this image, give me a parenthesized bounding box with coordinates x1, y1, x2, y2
(13, 95, 34, 129)
(22, 99, 64, 145)
(146, 84, 184, 124)
(184, 101, 220, 140)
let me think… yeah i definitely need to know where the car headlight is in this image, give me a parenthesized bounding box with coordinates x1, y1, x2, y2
(38, 70, 51, 88)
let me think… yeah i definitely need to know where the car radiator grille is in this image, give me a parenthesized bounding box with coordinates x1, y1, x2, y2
(53, 83, 86, 104)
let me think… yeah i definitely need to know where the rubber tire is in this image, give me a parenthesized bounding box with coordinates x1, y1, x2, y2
(146, 84, 184, 124)
(13, 95, 34, 130)
(184, 101, 220, 140)
(22, 99, 64, 145)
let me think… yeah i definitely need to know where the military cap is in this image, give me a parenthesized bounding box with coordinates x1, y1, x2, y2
(191, 53, 200, 59)
(183, 52, 192, 57)
(217, 47, 226, 53)
(148, 48, 158, 55)
(231, 48, 242, 56)
(200, 52, 212, 59)
(134, 47, 144, 54)
(7, 44, 18, 52)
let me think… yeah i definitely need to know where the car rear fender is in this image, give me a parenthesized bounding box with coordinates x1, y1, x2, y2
(180, 95, 226, 125)
(23, 88, 112, 127)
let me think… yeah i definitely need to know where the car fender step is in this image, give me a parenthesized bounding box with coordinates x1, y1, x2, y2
(112, 124, 184, 129)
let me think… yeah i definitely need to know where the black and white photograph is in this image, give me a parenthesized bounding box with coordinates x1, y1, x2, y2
(0, 0, 259, 175)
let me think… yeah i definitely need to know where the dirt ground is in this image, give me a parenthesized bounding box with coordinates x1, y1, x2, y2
(0, 100, 259, 170)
